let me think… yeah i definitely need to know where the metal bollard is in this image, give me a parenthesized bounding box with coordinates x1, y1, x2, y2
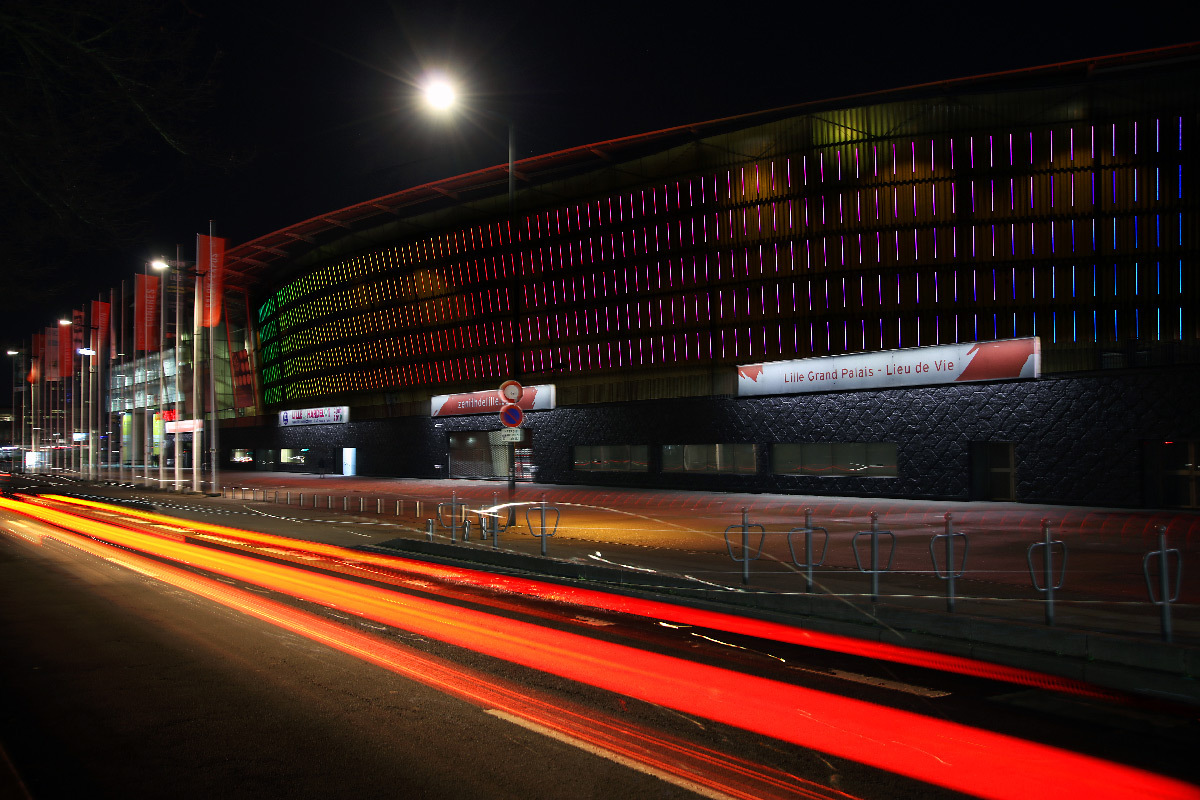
(525, 493, 560, 556)
(787, 507, 829, 593)
(376, 498, 382, 514)
(426, 518, 435, 542)
(723, 507, 766, 585)
(1144, 525, 1182, 643)
(930, 512, 969, 612)
(1027, 518, 1067, 626)
(852, 511, 896, 602)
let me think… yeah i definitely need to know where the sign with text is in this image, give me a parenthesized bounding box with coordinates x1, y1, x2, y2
(737, 338, 1039, 397)
(431, 384, 556, 417)
(278, 406, 350, 426)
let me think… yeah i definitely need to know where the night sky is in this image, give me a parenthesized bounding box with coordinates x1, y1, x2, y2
(0, 0, 1191, 354)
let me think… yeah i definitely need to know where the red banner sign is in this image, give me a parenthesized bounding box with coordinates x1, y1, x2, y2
(197, 234, 226, 327)
(91, 300, 110, 353)
(135, 273, 160, 351)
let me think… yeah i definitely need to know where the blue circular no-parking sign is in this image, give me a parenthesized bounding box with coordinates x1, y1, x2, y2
(499, 403, 524, 427)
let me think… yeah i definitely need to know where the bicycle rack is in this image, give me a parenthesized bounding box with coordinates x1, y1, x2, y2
(786, 508, 828, 593)
(852, 511, 896, 602)
(524, 494, 560, 556)
(930, 511, 969, 612)
(724, 508, 767, 585)
(436, 491, 467, 543)
(1144, 525, 1183, 643)
(474, 493, 509, 550)
(1027, 518, 1067, 626)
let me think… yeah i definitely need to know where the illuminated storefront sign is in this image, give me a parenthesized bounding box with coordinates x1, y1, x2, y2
(431, 385, 556, 417)
(165, 419, 203, 433)
(278, 406, 350, 426)
(737, 338, 1040, 397)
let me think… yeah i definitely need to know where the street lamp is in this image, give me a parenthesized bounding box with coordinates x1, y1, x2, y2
(58, 318, 71, 475)
(419, 73, 515, 207)
(420, 75, 520, 508)
(6, 349, 21, 473)
(151, 253, 204, 494)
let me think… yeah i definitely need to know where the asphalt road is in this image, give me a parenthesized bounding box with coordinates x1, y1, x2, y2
(1, 490, 1197, 799)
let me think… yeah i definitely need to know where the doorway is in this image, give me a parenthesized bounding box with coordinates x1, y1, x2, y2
(970, 441, 1016, 501)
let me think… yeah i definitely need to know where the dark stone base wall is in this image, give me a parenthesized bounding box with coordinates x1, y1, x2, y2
(224, 367, 1200, 508)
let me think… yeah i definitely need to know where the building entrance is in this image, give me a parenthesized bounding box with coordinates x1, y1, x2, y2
(448, 430, 534, 481)
(970, 441, 1016, 501)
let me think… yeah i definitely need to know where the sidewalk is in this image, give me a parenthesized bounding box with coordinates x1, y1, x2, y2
(91, 470, 1200, 702)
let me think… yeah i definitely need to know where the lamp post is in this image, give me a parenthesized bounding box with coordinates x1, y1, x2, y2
(6, 349, 20, 472)
(77, 346, 95, 480)
(152, 253, 202, 493)
(421, 75, 520, 505)
(58, 318, 71, 476)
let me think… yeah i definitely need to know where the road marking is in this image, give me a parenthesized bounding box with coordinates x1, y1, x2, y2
(483, 709, 739, 800)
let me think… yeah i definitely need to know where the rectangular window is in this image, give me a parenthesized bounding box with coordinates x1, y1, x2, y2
(661, 443, 757, 474)
(772, 442, 897, 477)
(281, 448, 309, 466)
(572, 444, 649, 472)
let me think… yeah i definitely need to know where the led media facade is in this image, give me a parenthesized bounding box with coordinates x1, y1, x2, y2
(254, 67, 1197, 409)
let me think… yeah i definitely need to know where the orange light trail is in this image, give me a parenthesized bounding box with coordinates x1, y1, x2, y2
(4, 497, 1195, 800)
(40, 494, 1126, 700)
(0, 509, 846, 800)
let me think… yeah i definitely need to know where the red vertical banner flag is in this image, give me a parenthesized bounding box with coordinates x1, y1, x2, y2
(29, 333, 43, 384)
(44, 323, 59, 381)
(59, 320, 74, 377)
(72, 308, 85, 358)
(197, 233, 226, 327)
(134, 273, 160, 351)
(91, 300, 110, 353)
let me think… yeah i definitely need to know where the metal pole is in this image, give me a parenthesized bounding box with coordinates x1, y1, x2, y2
(944, 512, 957, 612)
(208, 220, 219, 497)
(158, 261, 166, 491)
(803, 508, 815, 592)
(192, 265, 202, 494)
(1157, 526, 1173, 643)
(1042, 518, 1055, 626)
(870, 512, 881, 602)
(741, 507, 751, 585)
(119, 280, 127, 486)
(173, 248, 183, 493)
(540, 493, 548, 556)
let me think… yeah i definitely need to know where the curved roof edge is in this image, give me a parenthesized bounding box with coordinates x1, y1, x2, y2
(225, 41, 1200, 292)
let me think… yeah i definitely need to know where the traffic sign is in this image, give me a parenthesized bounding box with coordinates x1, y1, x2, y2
(497, 427, 524, 443)
(499, 379, 523, 403)
(499, 403, 524, 427)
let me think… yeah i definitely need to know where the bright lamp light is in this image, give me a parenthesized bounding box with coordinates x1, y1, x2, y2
(422, 78, 456, 111)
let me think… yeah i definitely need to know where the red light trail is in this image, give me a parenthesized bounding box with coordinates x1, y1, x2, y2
(3, 496, 1195, 800)
(42, 494, 1129, 700)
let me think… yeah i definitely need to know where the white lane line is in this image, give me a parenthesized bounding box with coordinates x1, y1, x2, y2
(483, 709, 737, 800)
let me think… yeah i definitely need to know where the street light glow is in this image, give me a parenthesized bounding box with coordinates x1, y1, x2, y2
(151, 259, 169, 270)
(422, 78, 456, 111)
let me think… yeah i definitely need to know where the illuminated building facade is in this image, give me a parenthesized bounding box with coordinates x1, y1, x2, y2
(225, 45, 1200, 508)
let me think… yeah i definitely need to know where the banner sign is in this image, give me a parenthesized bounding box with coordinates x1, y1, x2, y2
(737, 338, 1040, 397)
(135, 273, 160, 351)
(58, 320, 73, 376)
(45, 326, 60, 381)
(165, 419, 203, 434)
(431, 384, 556, 417)
(91, 300, 110, 353)
(197, 234, 226, 327)
(278, 406, 349, 426)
